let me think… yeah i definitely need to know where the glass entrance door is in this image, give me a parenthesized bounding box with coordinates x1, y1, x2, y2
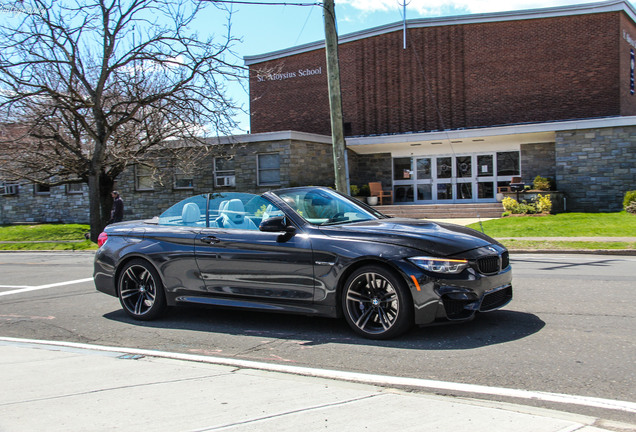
(415, 158, 432, 202)
(476, 154, 496, 201)
(435, 156, 453, 201)
(455, 155, 473, 201)
(393, 152, 513, 204)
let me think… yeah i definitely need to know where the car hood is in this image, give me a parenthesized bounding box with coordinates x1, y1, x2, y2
(319, 218, 500, 256)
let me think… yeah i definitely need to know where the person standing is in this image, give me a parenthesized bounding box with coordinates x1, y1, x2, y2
(109, 191, 124, 224)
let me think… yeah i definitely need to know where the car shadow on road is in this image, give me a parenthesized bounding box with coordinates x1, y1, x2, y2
(103, 306, 545, 350)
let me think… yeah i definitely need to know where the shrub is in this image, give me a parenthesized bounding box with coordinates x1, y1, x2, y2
(518, 201, 537, 214)
(503, 195, 551, 215)
(536, 194, 552, 214)
(533, 175, 551, 191)
(627, 202, 636, 215)
(358, 184, 370, 197)
(349, 185, 360, 196)
(624, 190, 636, 210)
(502, 197, 521, 214)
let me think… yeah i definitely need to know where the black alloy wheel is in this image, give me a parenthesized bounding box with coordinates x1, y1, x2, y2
(342, 265, 413, 339)
(118, 259, 166, 320)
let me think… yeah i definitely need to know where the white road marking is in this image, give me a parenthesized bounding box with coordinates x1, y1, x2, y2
(0, 336, 634, 415)
(0, 278, 93, 296)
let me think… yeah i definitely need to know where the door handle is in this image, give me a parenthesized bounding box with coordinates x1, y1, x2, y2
(200, 236, 220, 244)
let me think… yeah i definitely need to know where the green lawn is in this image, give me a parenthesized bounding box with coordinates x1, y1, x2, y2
(0, 224, 96, 251)
(467, 212, 636, 251)
(467, 212, 636, 237)
(1, 214, 635, 251)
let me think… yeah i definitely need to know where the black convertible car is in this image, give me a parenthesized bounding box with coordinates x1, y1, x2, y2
(94, 186, 512, 339)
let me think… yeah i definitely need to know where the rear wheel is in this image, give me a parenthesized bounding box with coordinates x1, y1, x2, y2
(117, 259, 166, 320)
(342, 265, 413, 339)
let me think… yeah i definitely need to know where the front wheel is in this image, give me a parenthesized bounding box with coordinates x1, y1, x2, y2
(342, 265, 413, 339)
(117, 259, 166, 321)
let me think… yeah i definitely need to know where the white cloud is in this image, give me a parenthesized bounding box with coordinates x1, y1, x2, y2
(339, 0, 606, 16)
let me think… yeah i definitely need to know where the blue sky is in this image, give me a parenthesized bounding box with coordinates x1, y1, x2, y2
(198, 0, 612, 132)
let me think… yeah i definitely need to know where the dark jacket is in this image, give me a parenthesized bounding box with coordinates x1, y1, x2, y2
(109, 197, 124, 224)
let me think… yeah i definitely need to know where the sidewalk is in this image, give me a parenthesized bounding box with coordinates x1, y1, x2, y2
(0, 338, 633, 432)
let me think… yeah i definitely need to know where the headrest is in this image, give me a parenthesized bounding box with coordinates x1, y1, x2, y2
(224, 199, 245, 223)
(181, 202, 200, 224)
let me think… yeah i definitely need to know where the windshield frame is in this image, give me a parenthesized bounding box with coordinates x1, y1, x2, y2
(268, 187, 387, 227)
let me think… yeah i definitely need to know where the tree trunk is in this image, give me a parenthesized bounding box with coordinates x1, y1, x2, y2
(88, 173, 102, 243)
(88, 167, 115, 242)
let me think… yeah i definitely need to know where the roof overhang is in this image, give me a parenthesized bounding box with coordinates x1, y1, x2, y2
(206, 130, 332, 146)
(345, 116, 636, 154)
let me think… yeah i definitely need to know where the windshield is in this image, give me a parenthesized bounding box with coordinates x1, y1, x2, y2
(273, 188, 381, 226)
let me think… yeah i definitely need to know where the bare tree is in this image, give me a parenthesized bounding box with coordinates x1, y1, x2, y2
(0, 0, 243, 240)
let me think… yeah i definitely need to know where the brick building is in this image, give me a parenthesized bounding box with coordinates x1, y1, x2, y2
(2, 0, 636, 224)
(245, 0, 636, 211)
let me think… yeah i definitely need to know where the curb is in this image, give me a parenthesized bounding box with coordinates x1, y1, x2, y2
(507, 249, 636, 256)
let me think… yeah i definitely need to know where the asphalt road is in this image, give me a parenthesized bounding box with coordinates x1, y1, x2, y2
(0, 251, 634, 425)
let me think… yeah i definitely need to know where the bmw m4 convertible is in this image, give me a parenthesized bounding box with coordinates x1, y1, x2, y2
(94, 186, 512, 339)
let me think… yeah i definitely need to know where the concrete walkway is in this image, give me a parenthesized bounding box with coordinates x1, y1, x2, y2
(1, 338, 633, 432)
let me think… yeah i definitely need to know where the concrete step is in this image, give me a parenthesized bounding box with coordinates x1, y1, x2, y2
(375, 203, 504, 219)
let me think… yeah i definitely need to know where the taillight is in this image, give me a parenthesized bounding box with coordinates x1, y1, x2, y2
(97, 232, 108, 247)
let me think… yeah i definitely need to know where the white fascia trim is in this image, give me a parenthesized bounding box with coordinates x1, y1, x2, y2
(244, 0, 636, 65)
(345, 116, 636, 147)
(206, 130, 332, 146)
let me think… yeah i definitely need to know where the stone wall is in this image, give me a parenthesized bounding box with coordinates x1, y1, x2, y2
(349, 153, 392, 190)
(555, 126, 636, 212)
(289, 140, 335, 187)
(1, 135, 336, 224)
(520, 142, 556, 186)
(0, 184, 90, 224)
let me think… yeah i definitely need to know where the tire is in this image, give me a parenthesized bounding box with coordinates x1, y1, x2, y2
(342, 265, 414, 339)
(117, 259, 166, 321)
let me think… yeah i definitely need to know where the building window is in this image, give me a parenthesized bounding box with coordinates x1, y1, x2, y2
(0, 183, 19, 196)
(66, 183, 84, 194)
(174, 166, 194, 189)
(214, 157, 236, 188)
(257, 153, 280, 186)
(34, 184, 50, 195)
(496, 151, 520, 176)
(393, 157, 412, 180)
(135, 165, 154, 191)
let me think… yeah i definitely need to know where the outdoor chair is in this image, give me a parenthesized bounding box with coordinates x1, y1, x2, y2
(369, 182, 393, 205)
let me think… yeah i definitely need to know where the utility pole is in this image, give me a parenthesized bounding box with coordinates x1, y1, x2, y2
(323, 0, 348, 193)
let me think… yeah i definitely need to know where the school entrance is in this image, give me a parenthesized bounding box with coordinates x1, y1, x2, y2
(392, 151, 520, 204)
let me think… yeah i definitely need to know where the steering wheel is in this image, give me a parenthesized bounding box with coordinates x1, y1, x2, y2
(327, 212, 347, 223)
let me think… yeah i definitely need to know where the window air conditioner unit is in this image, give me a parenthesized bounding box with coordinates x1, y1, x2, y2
(0, 184, 19, 196)
(216, 176, 236, 187)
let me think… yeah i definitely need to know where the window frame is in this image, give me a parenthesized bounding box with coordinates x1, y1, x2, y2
(173, 165, 194, 190)
(66, 183, 84, 195)
(34, 184, 51, 195)
(214, 157, 236, 188)
(135, 164, 154, 191)
(257, 152, 281, 187)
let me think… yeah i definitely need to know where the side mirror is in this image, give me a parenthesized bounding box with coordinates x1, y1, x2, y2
(259, 216, 296, 234)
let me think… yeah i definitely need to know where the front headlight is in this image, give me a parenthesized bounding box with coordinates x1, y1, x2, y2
(409, 256, 469, 274)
